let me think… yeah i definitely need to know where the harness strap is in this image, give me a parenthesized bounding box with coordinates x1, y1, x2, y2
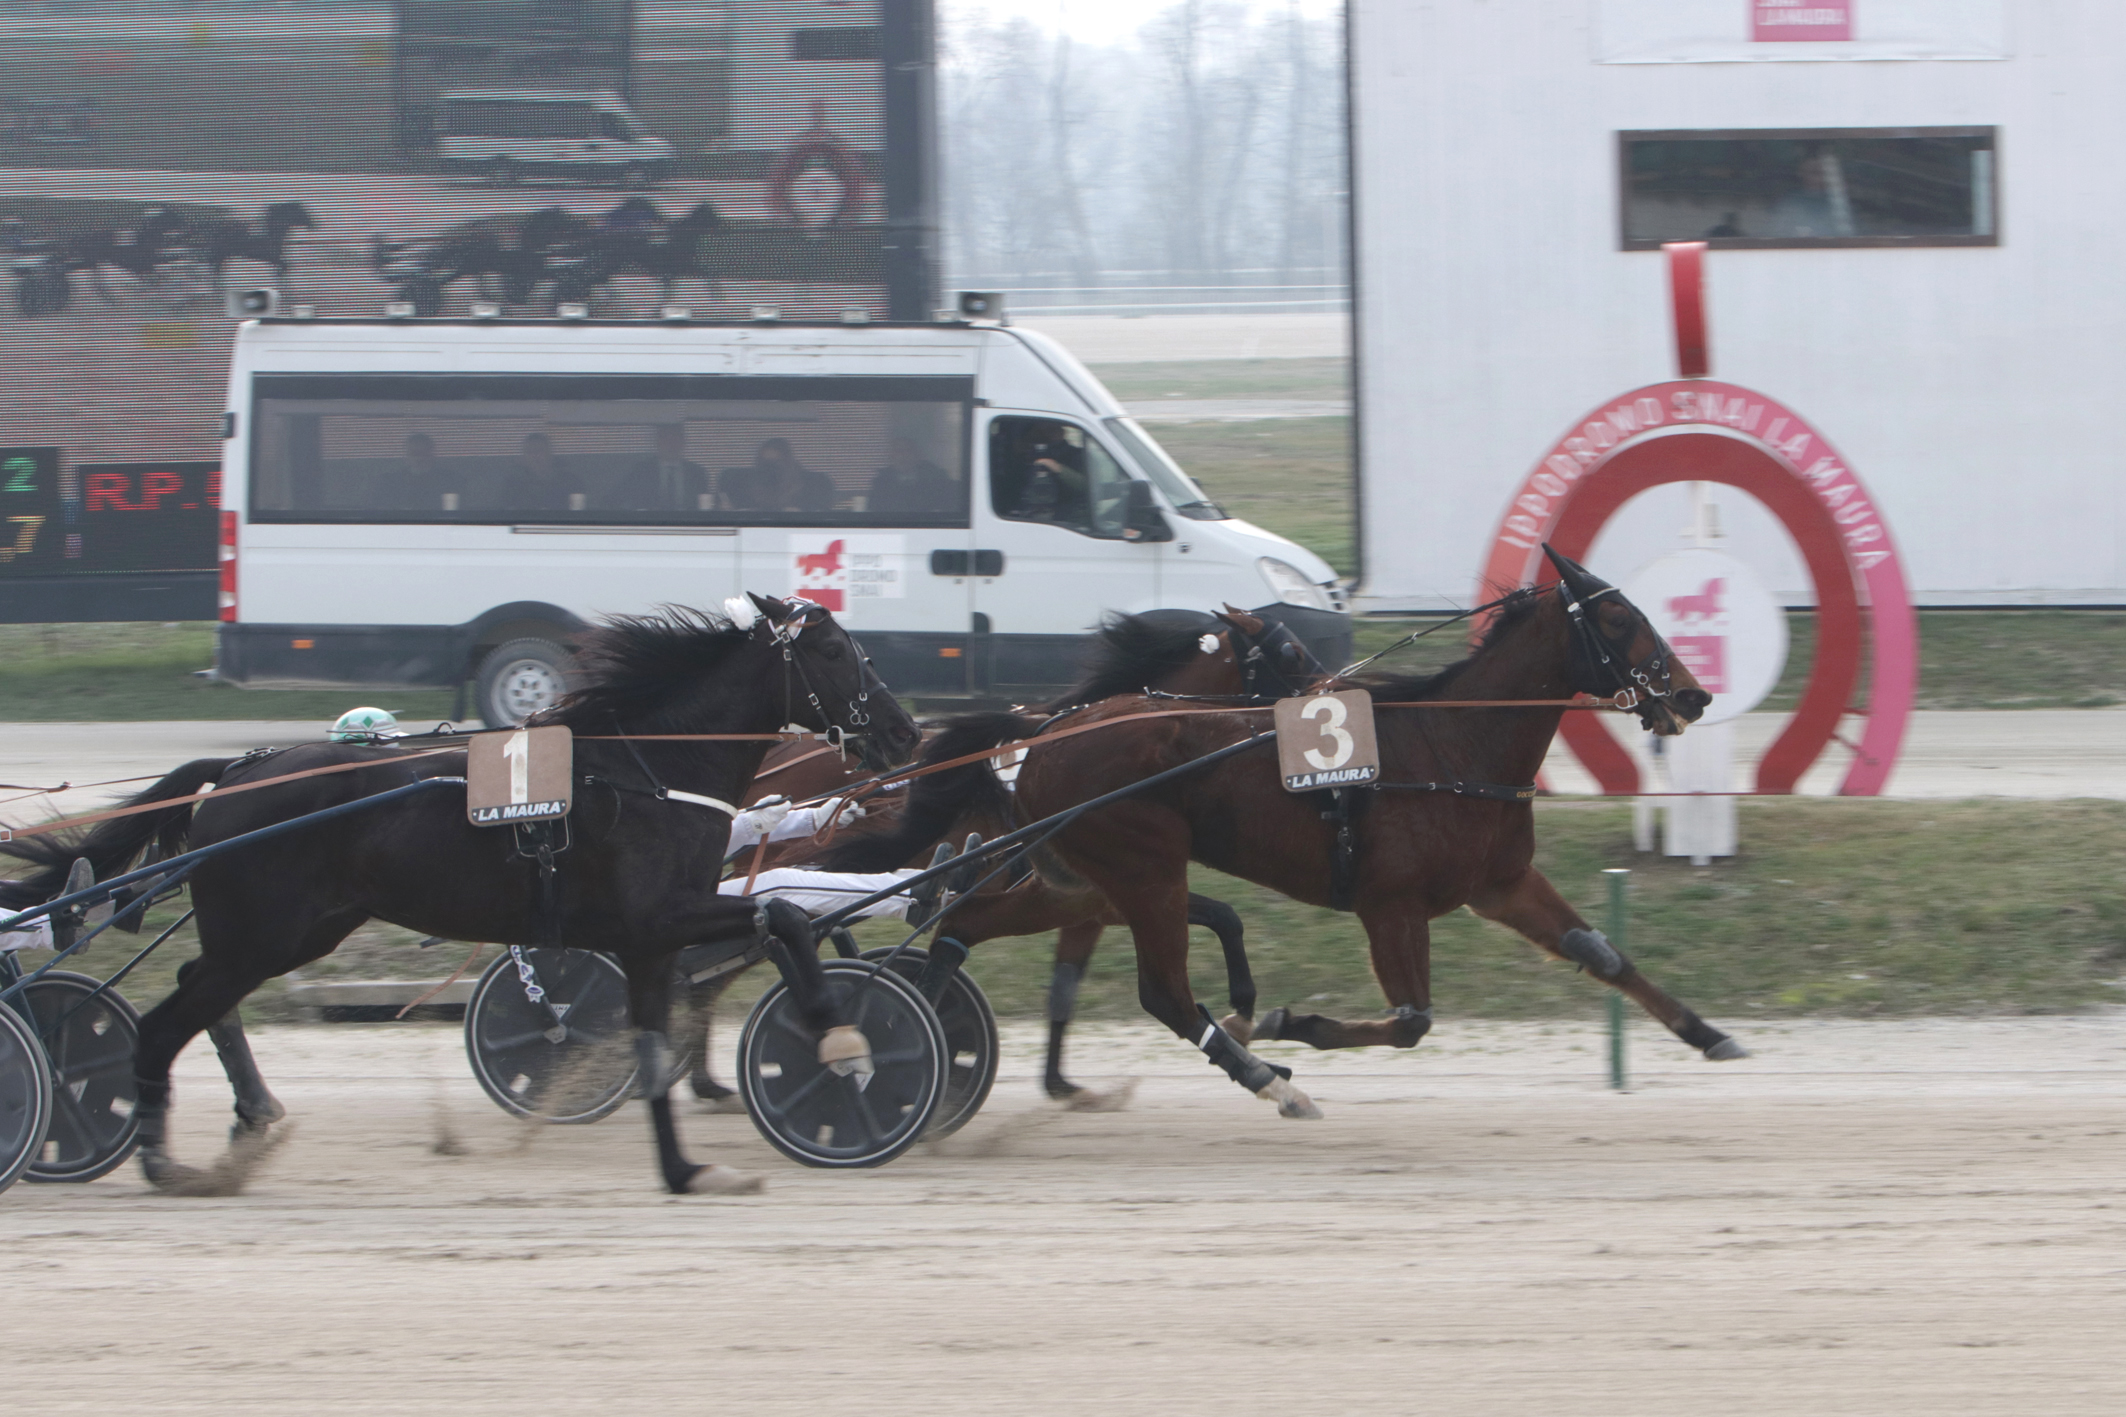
(662, 788, 741, 816)
(1373, 780, 1539, 802)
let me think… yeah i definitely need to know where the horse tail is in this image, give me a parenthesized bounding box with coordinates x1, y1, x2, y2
(816, 712, 1033, 872)
(0, 757, 235, 894)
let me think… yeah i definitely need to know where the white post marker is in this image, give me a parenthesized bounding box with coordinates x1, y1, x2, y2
(1622, 493, 1787, 865)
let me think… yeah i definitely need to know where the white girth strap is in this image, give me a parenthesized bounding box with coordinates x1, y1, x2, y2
(662, 788, 741, 816)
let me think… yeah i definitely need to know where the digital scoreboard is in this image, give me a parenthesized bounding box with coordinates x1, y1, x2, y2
(0, 448, 217, 579)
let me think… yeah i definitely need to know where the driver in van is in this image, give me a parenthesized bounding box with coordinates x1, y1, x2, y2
(721, 437, 834, 514)
(373, 432, 464, 512)
(502, 431, 583, 512)
(611, 423, 711, 512)
(1002, 421, 1089, 525)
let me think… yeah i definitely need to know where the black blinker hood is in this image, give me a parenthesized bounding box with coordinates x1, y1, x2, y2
(1540, 544, 1617, 607)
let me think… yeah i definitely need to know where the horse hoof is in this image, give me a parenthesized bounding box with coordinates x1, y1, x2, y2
(1257, 1075, 1324, 1120)
(1043, 1078, 1082, 1101)
(1253, 1007, 1288, 1042)
(694, 1094, 749, 1116)
(1219, 1012, 1254, 1046)
(819, 1024, 873, 1077)
(1703, 1036, 1751, 1061)
(689, 1078, 737, 1103)
(688, 1164, 765, 1196)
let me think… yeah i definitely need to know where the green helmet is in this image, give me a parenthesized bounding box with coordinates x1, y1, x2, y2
(329, 706, 401, 742)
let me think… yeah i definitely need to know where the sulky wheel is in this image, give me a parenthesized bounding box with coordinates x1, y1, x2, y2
(860, 947, 998, 1139)
(464, 947, 692, 1125)
(0, 1000, 53, 1196)
(737, 959, 945, 1169)
(18, 971, 141, 1183)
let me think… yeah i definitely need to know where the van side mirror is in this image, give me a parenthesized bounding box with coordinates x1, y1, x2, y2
(1123, 480, 1172, 543)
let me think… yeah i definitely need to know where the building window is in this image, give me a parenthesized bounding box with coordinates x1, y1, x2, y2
(1619, 128, 1997, 250)
(791, 27, 880, 62)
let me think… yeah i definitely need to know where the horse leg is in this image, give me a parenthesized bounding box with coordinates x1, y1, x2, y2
(1189, 893, 1257, 1040)
(1105, 872, 1321, 1119)
(682, 970, 745, 1110)
(205, 1007, 284, 1134)
(1042, 922, 1101, 1099)
(1467, 866, 1748, 1060)
(1252, 897, 1436, 1050)
(132, 958, 275, 1190)
(625, 946, 762, 1197)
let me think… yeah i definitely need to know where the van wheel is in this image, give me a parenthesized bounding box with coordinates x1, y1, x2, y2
(475, 637, 575, 727)
(486, 158, 520, 189)
(619, 163, 652, 190)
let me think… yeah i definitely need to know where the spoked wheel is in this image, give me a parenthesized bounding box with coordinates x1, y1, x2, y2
(738, 959, 945, 1169)
(0, 1000, 53, 1196)
(18, 971, 140, 1183)
(859, 947, 998, 1139)
(464, 948, 693, 1124)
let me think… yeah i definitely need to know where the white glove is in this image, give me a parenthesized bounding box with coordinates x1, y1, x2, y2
(729, 798, 793, 852)
(825, 796, 868, 826)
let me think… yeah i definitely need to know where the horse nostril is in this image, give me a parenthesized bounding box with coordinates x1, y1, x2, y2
(1676, 688, 1711, 719)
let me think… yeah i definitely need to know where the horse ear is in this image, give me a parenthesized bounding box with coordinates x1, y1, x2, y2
(1216, 603, 1264, 633)
(746, 591, 790, 622)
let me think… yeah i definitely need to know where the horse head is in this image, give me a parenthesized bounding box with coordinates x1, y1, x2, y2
(1216, 604, 1325, 698)
(265, 202, 317, 234)
(742, 592, 922, 771)
(1540, 545, 1710, 736)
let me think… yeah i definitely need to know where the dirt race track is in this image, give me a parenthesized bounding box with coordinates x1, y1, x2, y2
(5, 1014, 2125, 1415)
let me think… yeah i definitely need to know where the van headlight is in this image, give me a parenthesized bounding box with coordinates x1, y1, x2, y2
(1257, 558, 1336, 611)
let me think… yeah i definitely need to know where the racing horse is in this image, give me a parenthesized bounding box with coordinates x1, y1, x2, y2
(547, 200, 727, 311)
(193, 201, 317, 295)
(675, 607, 1319, 1106)
(903, 550, 1745, 1119)
(371, 205, 588, 314)
(51, 203, 193, 305)
(2, 597, 920, 1195)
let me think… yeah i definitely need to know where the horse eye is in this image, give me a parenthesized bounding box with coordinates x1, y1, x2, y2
(818, 640, 845, 660)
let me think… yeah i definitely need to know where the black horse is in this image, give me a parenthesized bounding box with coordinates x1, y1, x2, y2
(53, 203, 192, 304)
(549, 200, 725, 310)
(373, 205, 589, 314)
(194, 201, 316, 294)
(2, 597, 921, 1195)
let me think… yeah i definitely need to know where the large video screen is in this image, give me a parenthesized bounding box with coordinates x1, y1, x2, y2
(0, 1, 926, 582)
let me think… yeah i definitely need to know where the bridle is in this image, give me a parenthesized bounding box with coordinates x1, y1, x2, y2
(1236, 619, 1325, 700)
(768, 598, 878, 758)
(1555, 579, 1679, 717)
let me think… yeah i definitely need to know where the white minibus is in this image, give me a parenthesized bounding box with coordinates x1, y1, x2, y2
(437, 90, 674, 188)
(213, 317, 1349, 725)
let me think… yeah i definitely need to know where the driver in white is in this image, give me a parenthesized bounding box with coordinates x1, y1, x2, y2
(717, 796, 946, 922)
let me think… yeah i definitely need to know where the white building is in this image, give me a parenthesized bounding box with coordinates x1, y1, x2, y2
(1351, 0, 2123, 609)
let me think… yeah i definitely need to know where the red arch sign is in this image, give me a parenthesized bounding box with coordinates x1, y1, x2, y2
(1480, 380, 1916, 796)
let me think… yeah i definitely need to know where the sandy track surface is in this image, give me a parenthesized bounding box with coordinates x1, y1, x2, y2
(5, 1015, 2126, 1415)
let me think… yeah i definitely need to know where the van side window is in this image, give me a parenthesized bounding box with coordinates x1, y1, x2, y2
(989, 417, 1135, 540)
(246, 375, 971, 529)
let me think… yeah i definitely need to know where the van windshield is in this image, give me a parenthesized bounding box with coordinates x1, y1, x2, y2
(248, 375, 972, 527)
(1102, 417, 1226, 521)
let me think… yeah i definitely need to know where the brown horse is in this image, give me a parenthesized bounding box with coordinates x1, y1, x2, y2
(914, 550, 1743, 1118)
(675, 607, 1320, 1104)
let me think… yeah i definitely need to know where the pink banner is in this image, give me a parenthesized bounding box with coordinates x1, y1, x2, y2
(1752, 2, 1852, 42)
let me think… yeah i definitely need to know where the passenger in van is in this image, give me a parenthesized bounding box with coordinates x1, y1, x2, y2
(373, 432, 466, 512)
(610, 423, 711, 512)
(999, 421, 1090, 527)
(502, 431, 583, 512)
(865, 437, 957, 518)
(721, 437, 834, 515)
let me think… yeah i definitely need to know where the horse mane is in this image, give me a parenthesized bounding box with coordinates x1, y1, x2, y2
(1050, 611, 1218, 710)
(547, 605, 752, 731)
(1350, 585, 1548, 701)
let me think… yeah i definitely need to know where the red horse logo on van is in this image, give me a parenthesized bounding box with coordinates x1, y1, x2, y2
(793, 538, 846, 611)
(1667, 577, 1725, 624)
